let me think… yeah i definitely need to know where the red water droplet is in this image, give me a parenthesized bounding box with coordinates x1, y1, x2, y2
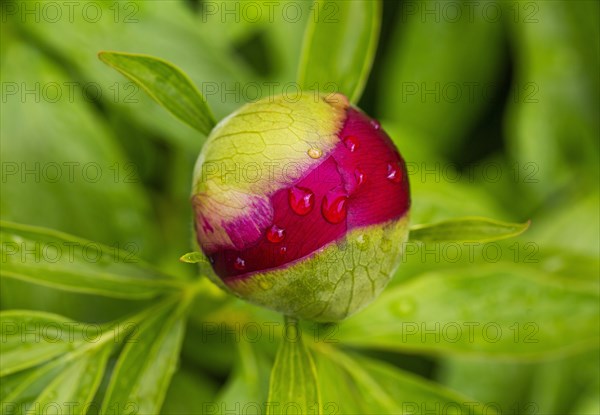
(370, 119, 381, 130)
(288, 186, 315, 215)
(279, 246, 287, 255)
(266, 224, 285, 243)
(233, 256, 246, 271)
(355, 167, 366, 186)
(387, 162, 403, 183)
(343, 135, 360, 152)
(321, 189, 348, 224)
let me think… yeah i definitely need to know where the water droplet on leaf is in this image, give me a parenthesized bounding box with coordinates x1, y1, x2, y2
(391, 297, 415, 316)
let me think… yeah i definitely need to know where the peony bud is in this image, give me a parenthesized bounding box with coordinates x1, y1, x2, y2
(192, 93, 410, 322)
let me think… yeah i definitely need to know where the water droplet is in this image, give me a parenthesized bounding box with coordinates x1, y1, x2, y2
(391, 297, 415, 316)
(321, 189, 348, 224)
(354, 167, 366, 186)
(380, 237, 392, 252)
(386, 162, 403, 183)
(356, 234, 370, 251)
(266, 224, 285, 243)
(288, 186, 315, 215)
(370, 119, 381, 130)
(259, 279, 273, 290)
(233, 256, 246, 271)
(307, 147, 322, 159)
(343, 135, 360, 152)
(279, 246, 287, 255)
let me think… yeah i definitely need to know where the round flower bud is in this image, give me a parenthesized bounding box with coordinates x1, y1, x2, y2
(192, 93, 410, 322)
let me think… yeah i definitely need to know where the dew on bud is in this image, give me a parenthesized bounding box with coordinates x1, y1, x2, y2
(288, 186, 315, 215)
(322, 188, 348, 224)
(307, 147, 323, 159)
(191, 93, 410, 322)
(233, 257, 246, 271)
(259, 279, 273, 290)
(354, 167, 366, 187)
(266, 224, 286, 243)
(343, 135, 360, 152)
(356, 234, 370, 251)
(380, 237, 393, 253)
(386, 162, 403, 183)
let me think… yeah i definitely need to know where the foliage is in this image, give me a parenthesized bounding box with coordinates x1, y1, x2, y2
(1, 1, 598, 414)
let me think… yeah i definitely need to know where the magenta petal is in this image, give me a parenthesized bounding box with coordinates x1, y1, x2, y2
(206, 107, 410, 281)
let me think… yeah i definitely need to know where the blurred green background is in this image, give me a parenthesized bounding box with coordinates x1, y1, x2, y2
(1, 1, 598, 414)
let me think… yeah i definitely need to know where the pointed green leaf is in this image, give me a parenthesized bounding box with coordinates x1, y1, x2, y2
(179, 252, 208, 264)
(162, 369, 219, 415)
(316, 348, 487, 414)
(0, 311, 82, 377)
(215, 339, 271, 411)
(98, 51, 216, 135)
(337, 266, 600, 359)
(1, 42, 158, 252)
(297, 0, 381, 103)
(35, 346, 112, 415)
(101, 298, 188, 415)
(0, 221, 184, 299)
(2, 348, 112, 415)
(267, 317, 321, 415)
(409, 217, 530, 243)
(1, 359, 67, 410)
(1, 311, 115, 415)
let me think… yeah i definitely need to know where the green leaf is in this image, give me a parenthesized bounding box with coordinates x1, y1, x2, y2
(0, 221, 185, 299)
(297, 0, 381, 103)
(214, 338, 271, 410)
(0, 311, 82, 377)
(267, 317, 321, 415)
(101, 297, 188, 415)
(161, 368, 218, 415)
(98, 51, 216, 135)
(336, 266, 600, 359)
(0, 42, 158, 253)
(2, 347, 112, 415)
(315, 347, 487, 414)
(379, 0, 505, 155)
(35, 346, 112, 415)
(0, 310, 116, 415)
(409, 217, 530, 243)
(505, 1, 599, 201)
(437, 358, 536, 414)
(179, 251, 209, 264)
